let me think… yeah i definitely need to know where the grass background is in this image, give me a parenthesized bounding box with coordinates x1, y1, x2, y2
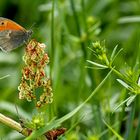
(0, 0, 140, 139)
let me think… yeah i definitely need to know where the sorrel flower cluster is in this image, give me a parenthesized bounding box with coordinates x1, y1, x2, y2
(18, 40, 53, 108)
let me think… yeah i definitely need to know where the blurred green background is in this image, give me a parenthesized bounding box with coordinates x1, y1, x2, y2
(0, 0, 140, 139)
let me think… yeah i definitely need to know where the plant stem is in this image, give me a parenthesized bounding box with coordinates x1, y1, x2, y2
(110, 67, 124, 79)
(50, 0, 55, 79)
(0, 113, 29, 136)
(110, 66, 140, 90)
(70, 0, 87, 58)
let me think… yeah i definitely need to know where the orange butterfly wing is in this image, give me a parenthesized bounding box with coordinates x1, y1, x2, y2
(0, 17, 32, 52)
(0, 17, 26, 31)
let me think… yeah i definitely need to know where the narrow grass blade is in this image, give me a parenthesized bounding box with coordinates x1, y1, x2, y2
(111, 48, 123, 64)
(0, 75, 10, 80)
(117, 79, 133, 90)
(25, 70, 113, 140)
(126, 95, 136, 106)
(103, 119, 124, 140)
(87, 60, 108, 69)
(138, 76, 140, 85)
(113, 94, 136, 112)
(118, 16, 140, 24)
(110, 45, 118, 61)
(85, 66, 107, 70)
(110, 45, 123, 64)
(124, 100, 136, 140)
(0, 101, 30, 119)
(87, 47, 96, 53)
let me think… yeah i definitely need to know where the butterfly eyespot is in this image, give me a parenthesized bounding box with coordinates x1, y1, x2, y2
(0, 22, 5, 26)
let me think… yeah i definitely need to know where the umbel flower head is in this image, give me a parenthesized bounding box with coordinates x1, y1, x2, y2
(18, 40, 53, 108)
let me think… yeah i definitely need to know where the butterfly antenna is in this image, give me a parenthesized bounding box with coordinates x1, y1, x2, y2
(15, 104, 21, 120)
(29, 22, 36, 31)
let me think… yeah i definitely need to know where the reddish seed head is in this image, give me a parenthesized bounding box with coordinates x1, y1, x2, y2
(18, 40, 53, 107)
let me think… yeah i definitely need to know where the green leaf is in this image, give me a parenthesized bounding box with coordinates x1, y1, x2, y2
(87, 60, 108, 69)
(118, 16, 140, 24)
(87, 46, 96, 53)
(103, 119, 124, 140)
(0, 75, 10, 80)
(85, 66, 107, 70)
(88, 21, 101, 33)
(113, 94, 132, 111)
(0, 101, 30, 119)
(126, 95, 136, 106)
(110, 45, 123, 64)
(117, 79, 133, 90)
(138, 77, 140, 86)
(110, 45, 118, 61)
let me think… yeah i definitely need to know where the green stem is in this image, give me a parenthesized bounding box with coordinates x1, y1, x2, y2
(0, 113, 29, 136)
(124, 101, 136, 140)
(81, 0, 88, 38)
(70, 0, 87, 58)
(50, 0, 55, 78)
(110, 66, 140, 91)
(111, 67, 124, 79)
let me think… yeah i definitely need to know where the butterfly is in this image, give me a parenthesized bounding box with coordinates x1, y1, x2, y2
(0, 17, 32, 52)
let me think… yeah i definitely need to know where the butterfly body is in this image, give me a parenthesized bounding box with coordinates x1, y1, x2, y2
(0, 17, 32, 52)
